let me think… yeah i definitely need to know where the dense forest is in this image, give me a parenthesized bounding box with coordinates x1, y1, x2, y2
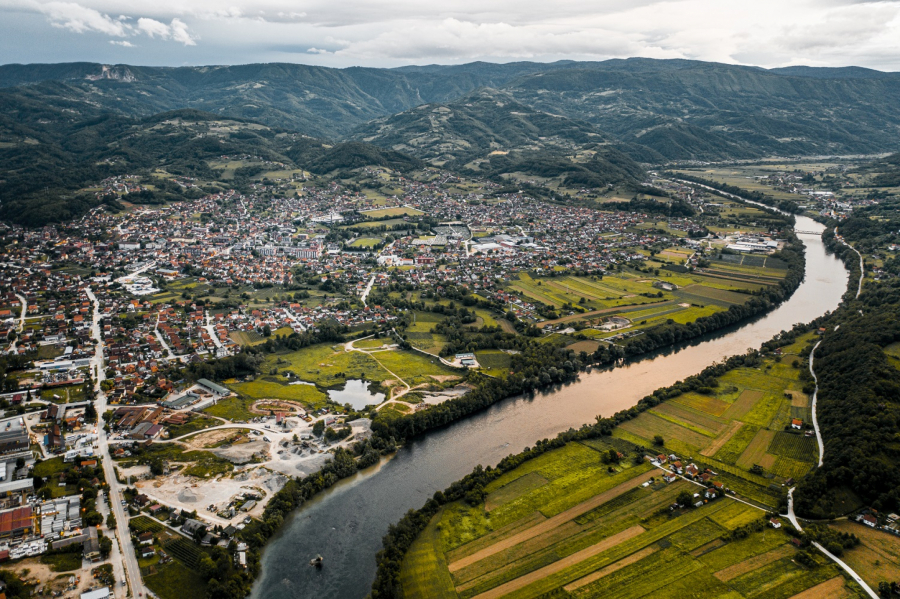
(793, 208, 900, 517)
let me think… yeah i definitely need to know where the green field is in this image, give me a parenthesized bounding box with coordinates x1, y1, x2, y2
(143, 559, 208, 599)
(227, 342, 461, 405)
(349, 236, 382, 248)
(397, 346, 827, 599)
(509, 267, 768, 331)
(398, 436, 861, 599)
(360, 206, 425, 218)
(609, 354, 816, 506)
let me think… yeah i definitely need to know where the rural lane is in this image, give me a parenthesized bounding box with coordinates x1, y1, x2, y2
(786, 489, 878, 599)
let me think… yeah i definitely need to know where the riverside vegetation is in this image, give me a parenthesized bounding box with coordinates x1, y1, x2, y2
(372, 189, 900, 599)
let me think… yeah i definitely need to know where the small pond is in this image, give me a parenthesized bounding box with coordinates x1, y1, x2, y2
(326, 379, 384, 410)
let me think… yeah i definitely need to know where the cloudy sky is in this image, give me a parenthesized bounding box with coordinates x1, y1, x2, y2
(1, 0, 899, 70)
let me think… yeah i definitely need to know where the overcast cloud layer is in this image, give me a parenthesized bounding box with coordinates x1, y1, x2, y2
(1, 0, 899, 70)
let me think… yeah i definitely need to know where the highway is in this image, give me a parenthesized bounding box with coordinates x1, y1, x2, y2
(87, 286, 147, 598)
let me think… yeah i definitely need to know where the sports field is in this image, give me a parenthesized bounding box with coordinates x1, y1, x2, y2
(360, 206, 425, 218)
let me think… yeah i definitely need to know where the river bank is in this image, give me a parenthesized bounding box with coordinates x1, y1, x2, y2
(250, 215, 849, 599)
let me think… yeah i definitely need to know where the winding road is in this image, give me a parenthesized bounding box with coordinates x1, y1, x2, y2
(786, 489, 878, 599)
(7, 292, 26, 353)
(808, 339, 825, 468)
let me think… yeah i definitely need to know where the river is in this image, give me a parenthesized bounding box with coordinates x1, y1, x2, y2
(251, 215, 848, 599)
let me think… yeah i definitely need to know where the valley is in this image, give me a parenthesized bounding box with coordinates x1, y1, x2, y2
(0, 55, 898, 599)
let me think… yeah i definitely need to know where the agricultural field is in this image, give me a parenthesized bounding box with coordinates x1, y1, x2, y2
(829, 520, 900, 592)
(610, 350, 818, 507)
(398, 437, 865, 599)
(475, 350, 512, 378)
(510, 260, 783, 331)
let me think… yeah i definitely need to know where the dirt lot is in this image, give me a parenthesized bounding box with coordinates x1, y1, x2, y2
(136, 466, 287, 524)
(184, 428, 252, 450)
(4, 557, 96, 597)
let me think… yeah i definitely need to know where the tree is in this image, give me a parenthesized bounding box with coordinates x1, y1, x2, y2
(677, 490, 693, 507)
(15, 456, 25, 470)
(312, 419, 325, 436)
(84, 511, 103, 527)
(653, 435, 664, 446)
(99, 535, 112, 558)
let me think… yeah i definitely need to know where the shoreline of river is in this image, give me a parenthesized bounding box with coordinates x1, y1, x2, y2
(250, 215, 847, 599)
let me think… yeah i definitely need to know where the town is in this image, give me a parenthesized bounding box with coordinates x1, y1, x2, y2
(0, 161, 875, 599)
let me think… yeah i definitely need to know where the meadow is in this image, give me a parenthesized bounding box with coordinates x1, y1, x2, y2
(225, 342, 461, 406)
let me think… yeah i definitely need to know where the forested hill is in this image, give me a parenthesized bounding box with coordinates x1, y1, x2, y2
(1, 58, 899, 160)
(352, 88, 614, 163)
(793, 202, 900, 518)
(350, 88, 650, 184)
(0, 94, 421, 226)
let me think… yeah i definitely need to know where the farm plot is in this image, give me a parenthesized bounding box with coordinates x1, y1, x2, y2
(830, 520, 900, 592)
(734, 428, 776, 469)
(702, 421, 744, 457)
(673, 286, 743, 308)
(475, 350, 512, 377)
(674, 392, 732, 417)
(770, 456, 813, 479)
(768, 432, 818, 462)
(712, 424, 759, 464)
(651, 400, 727, 433)
(722, 390, 764, 421)
(617, 411, 713, 453)
(485, 472, 549, 511)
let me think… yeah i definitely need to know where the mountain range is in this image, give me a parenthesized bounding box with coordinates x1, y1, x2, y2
(1, 58, 899, 163)
(2, 57, 900, 226)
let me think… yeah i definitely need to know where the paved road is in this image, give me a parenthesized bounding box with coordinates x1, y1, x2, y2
(96, 490, 128, 596)
(154, 313, 177, 361)
(204, 310, 225, 350)
(786, 489, 878, 599)
(87, 286, 146, 599)
(808, 339, 825, 468)
(360, 275, 376, 305)
(7, 293, 27, 353)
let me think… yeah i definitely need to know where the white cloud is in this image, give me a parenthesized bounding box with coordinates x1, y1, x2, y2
(136, 16, 168, 37)
(38, 1, 130, 36)
(109, 39, 133, 46)
(1, 0, 900, 69)
(136, 16, 195, 44)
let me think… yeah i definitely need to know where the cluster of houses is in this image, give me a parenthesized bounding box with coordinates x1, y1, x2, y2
(652, 453, 728, 503)
(855, 510, 900, 536)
